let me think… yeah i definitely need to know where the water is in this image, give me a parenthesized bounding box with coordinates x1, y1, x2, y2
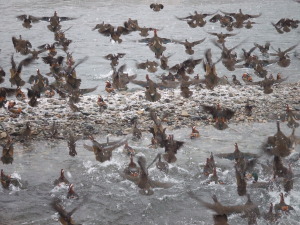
(0, 0, 300, 224)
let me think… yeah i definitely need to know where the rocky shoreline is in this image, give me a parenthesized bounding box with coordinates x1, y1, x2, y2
(0, 82, 300, 140)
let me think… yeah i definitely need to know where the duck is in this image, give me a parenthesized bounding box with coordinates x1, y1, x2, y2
(263, 203, 280, 223)
(263, 121, 293, 157)
(147, 153, 169, 173)
(12, 35, 32, 55)
(150, 3, 164, 12)
(1, 136, 14, 164)
(53, 169, 70, 186)
(163, 135, 184, 163)
(270, 44, 298, 67)
(160, 54, 172, 70)
(97, 95, 107, 110)
(51, 198, 81, 225)
(173, 38, 206, 55)
(104, 53, 125, 68)
(245, 99, 254, 116)
(180, 81, 193, 98)
(280, 104, 300, 128)
(132, 121, 142, 141)
(16, 15, 41, 29)
(274, 193, 294, 214)
(123, 141, 136, 156)
(202, 49, 222, 89)
(235, 165, 247, 196)
(21, 122, 32, 141)
(207, 32, 237, 44)
(137, 26, 155, 37)
(188, 192, 260, 224)
(283, 164, 294, 192)
(67, 132, 79, 157)
(221, 9, 261, 28)
(190, 126, 200, 139)
(231, 75, 241, 85)
(105, 81, 115, 94)
(0, 67, 5, 84)
(84, 135, 127, 162)
(1, 169, 22, 189)
(136, 60, 159, 73)
(203, 153, 216, 176)
(216, 143, 258, 162)
(202, 103, 235, 124)
(10, 54, 34, 87)
(123, 154, 140, 179)
(208, 167, 224, 184)
(111, 65, 136, 91)
(254, 42, 270, 56)
(67, 184, 79, 199)
(40, 11, 75, 32)
(136, 156, 173, 195)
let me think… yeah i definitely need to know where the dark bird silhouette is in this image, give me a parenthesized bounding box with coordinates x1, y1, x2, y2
(270, 44, 298, 67)
(40, 11, 75, 32)
(150, 3, 164, 12)
(207, 32, 237, 44)
(262, 121, 293, 157)
(51, 198, 81, 225)
(104, 53, 125, 68)
(173, 38, 206, 55)
(136, 60, 159, 73)
(274, 193, 294, 214)
(1, 136, 14, 164)
(163, 135, 184, 163)
(67, 132, 79, 157)
(254, 42, 271, 56)
(84, 136, 127, 162)
(67, 183, 79, 199)
(9, 54, 34, 87)
(147, 153, 169, 173)
(53, 169, 70, 186)
(16, 15, 41, 29)
(112, 64, 136, 90)
(12, 35, 32, 55)
(263, 203, 280, 223)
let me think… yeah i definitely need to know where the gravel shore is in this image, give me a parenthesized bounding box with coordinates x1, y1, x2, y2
(0, 82, 299, 140)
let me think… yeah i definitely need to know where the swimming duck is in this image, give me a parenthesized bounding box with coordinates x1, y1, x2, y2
(1, 136, 14, 164)
(67, 132, 79, 157)
(235, 165, 247, 196)
(207, 32, 237, 44)
(150, 3, 164, 12)
(274, 193, 294, 214)
(16, 15, 41, 29)
(12, 35, 32, 55)
(1, 169, 21, 189)
(123, 154, 140, 179)
(263, 203, 280, 223)
(162, 135, 184, 163)
(53, 169, 70, 186)
(208, 167, 224, 184)
(132, 121, 142, 141)
(104, 53, 125, 68)
(10, 54, 34, 87)
(147, 153, 169, 173)
(51, 198, 81, 225)
(123, 142, 136, 156)
(67, 184, 79, 199)
(136, 156, 173, 195)
(84, 136, 127, 162)
(190, 126, 200, 139)
(173, 38, 206, 55)
(280, 104, 300, 128)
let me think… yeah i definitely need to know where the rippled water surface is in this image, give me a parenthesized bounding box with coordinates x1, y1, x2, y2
(0, 0, 300, 224)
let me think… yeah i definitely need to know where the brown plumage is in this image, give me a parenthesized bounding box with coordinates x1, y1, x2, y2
(53, 169, 70, 186)
(51, 198, 80, 225)
(150, 3, 164, 12)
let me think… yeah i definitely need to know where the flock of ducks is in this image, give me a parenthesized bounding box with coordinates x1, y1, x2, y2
(0, 3, 300, 225)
